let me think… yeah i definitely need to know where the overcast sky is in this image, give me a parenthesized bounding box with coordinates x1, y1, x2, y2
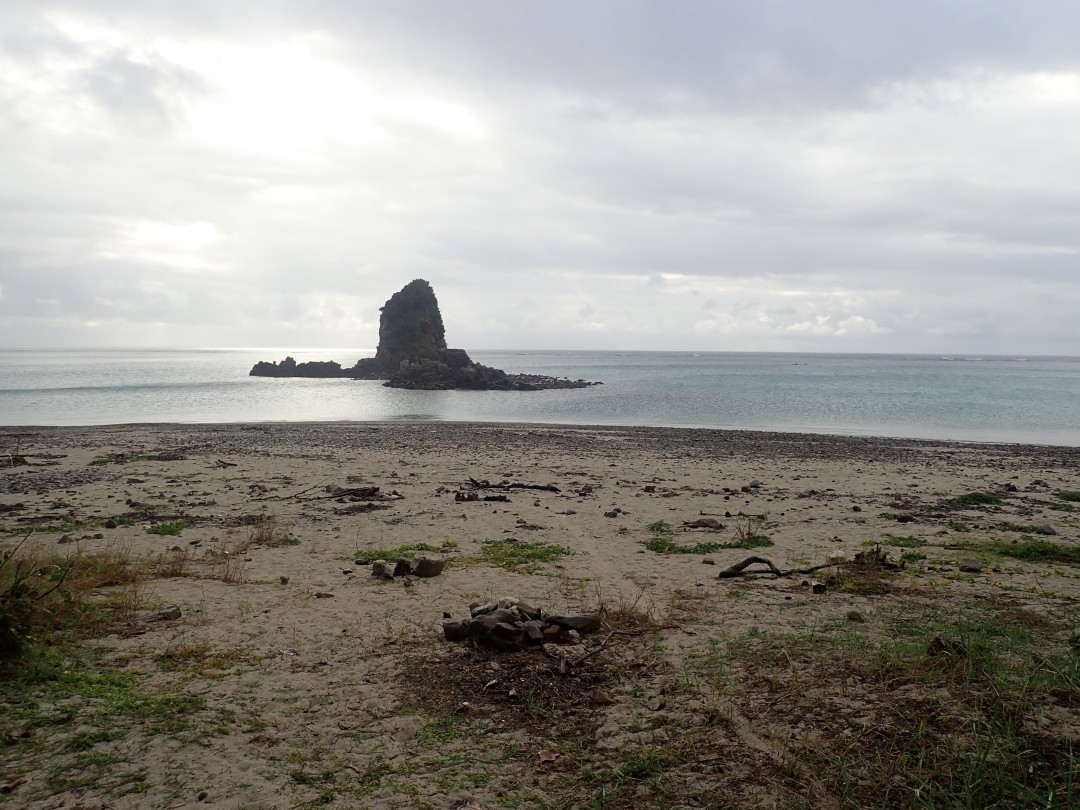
(1, 2, 1078, 355)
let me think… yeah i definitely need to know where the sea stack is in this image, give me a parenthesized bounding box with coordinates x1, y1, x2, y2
(249, 279, 600, 391)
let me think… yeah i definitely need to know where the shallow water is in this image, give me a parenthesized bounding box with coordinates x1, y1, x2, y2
(1, 349, 1078, 445)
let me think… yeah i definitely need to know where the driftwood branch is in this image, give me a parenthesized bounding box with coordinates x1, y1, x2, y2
(540, 628, 619, 675)
(716, 556, 839, 579)
(467, 477, 560, 493)
(250, 481, 329, 501)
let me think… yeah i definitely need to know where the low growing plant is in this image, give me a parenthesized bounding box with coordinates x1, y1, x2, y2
(148, 521, 184, 536)
(950, 491, 1003, 506)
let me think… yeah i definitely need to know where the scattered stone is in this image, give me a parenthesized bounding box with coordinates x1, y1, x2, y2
(413, 554, 445, 578)
(846, 610, 866, 623)
(591, 690, 616, 706)
(811, 581, 827, 594)
(144, 605, 182, 622)
(441, 619, 471, 642)
(57, 534, 75, 544)
(355, 557, 370, 565)
(701, 558, 716, 565)
(445, 598, 601, 650)
(393, 558, 413, 577)
(548, 614, 602, 634)
(851, 505, 862, 512)
(1032, 524, 1057, 536)
(314, 592, 335, 599)
(104, 519, 118, 529)
(958, 559, 983, 573)
(603, 510, 619, 518)
(279, 575, 290, 584)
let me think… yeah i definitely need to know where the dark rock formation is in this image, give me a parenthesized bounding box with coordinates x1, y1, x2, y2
(249, 357, 345, 378)
(249, 279, 600, 390)
(375, 279, 447, 368)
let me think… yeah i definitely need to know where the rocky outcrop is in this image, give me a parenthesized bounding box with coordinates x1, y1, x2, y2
(249, 279, 600, 390)
(249, 357, 346, 378)
(374, 279, 447, 368)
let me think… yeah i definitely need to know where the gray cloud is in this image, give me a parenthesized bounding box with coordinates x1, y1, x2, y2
(0, 1, 1078, 353)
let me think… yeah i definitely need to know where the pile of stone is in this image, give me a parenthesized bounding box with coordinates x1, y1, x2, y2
(368, 554, 445, 580)
(441, 596, 602, 651)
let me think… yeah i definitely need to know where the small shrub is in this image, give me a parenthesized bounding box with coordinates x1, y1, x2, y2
(990, 538, 1080, 564)
(949, 521, 971, 532)
(1, 538, 143, 661)
(901, 551, 927, 565)
(1057, 491, 1080, 503)
(1049, 503, 1075, 512)
(645, 517, 772, 554)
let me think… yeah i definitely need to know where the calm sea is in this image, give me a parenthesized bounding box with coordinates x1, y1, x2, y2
(1, 349, 1078, 446)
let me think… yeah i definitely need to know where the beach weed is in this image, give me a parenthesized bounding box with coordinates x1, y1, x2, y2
(950, 491, 1003, 506)
(645, 517, 772, 554)
(989, 537, 1080, 564)
(479, 538, 571, 571)
(244, 514, 300, 548)
(148, 521, 184, 536)
(882, 534, 927, 548)
(357, 539, 458, 560)
(1, 538, 144, 661)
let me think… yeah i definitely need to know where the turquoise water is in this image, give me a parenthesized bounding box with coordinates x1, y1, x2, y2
(1, 349, 1078, 445)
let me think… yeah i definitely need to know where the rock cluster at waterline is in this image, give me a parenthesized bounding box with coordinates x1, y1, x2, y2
(250, 279, 599, 391)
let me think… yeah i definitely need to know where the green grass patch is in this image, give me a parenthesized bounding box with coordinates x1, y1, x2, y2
(2, 647, 228, 801)
(1049, 502, 1075, 512)
(477, 538, 571, 571)
(644, 519, 772, 554)
(900, 550, 927, 565)
(357, 539, 458, 560)
(644, 535, 773, 554)
(989, 538, 1080, 565)
(950, 491, 1003, 506)
(1057, 490, 1080, 503)
(882, 534, 927, 548)
(949, 520, 971, 532)
(147, 521, 184, 536)
(416, 715, 463, 748)
(683, 600, 1079, 809)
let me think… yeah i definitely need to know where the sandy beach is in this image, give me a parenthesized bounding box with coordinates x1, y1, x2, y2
(2, 422, 1078, 809)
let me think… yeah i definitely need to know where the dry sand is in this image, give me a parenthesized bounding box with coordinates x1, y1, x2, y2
(1, 422, 1078, 809)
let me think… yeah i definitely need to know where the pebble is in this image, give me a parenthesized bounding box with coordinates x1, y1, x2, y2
(958, 559, 983, 573)
(846, 610, 866, 623)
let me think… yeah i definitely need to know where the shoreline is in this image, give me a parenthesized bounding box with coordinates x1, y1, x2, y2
(4, 413, 1079, 449)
